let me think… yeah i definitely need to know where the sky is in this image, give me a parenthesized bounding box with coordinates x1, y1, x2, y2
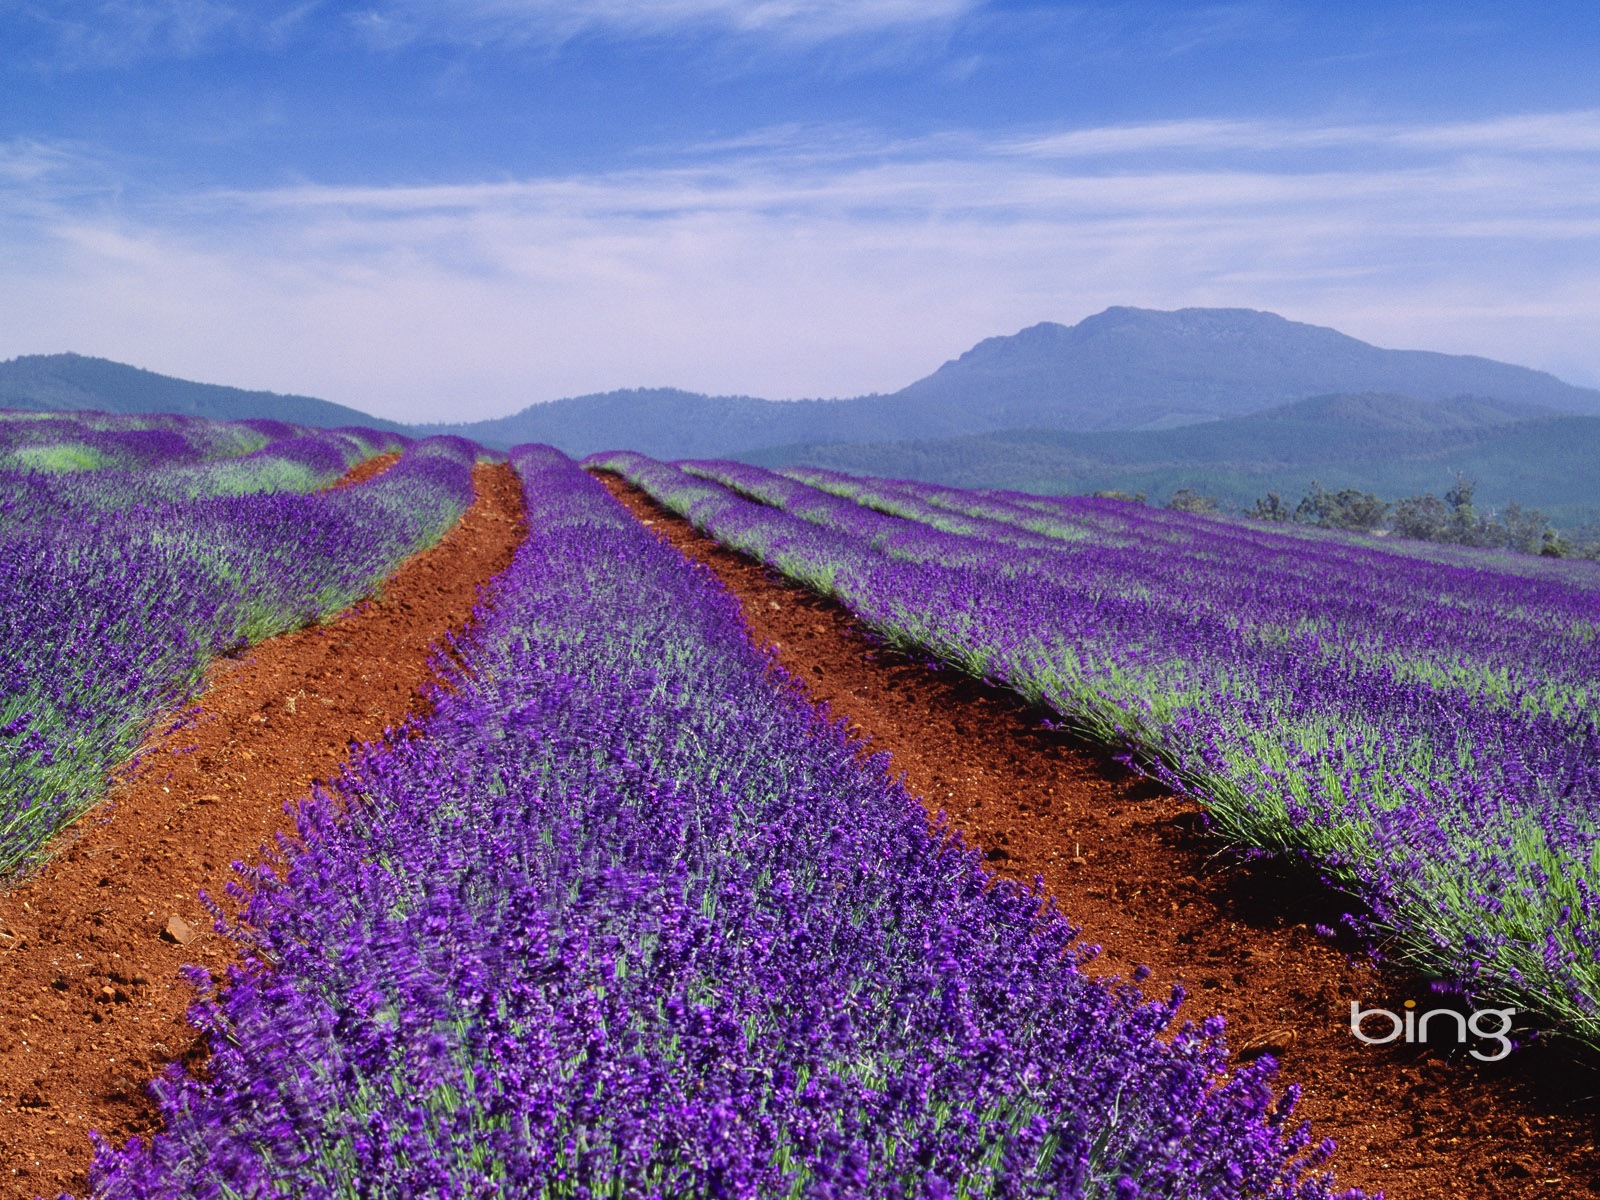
(2, 2, 1599, 422)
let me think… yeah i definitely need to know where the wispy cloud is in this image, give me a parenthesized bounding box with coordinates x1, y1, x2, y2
(1392, 110, 1600, 154)
(6, 0, 324, 69)
(3, 111, 1599, 418)
(360, 0, 977, 47)
(8, 0, 978, 74)
(1098, 2, 1293, 62)
(1008, 110, 1600, 159)
(12, 1, 207, 66)
(0, 140, 80, 185)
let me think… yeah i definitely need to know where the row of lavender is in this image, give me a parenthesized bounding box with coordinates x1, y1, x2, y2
(591, 451, 1600, 1053)
(90, 444, 1356, 1199)
(785, 462, 1600, 658)
(0, 410, 278, 475)
(774, 463, 1599, 718)
(0, 412, 476, 877)
(783, 461, 1600, 586)
(0, 412, 401, 524)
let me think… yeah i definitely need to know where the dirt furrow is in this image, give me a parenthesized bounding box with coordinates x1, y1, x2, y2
(0, 461, 525, 1199)
(600, 471, 1600, 1200)
(327, 450, 401, 488)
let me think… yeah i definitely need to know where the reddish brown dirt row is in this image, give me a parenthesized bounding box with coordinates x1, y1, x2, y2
(0, 462, 525, 1199)
(600, 472, 1600, 1200)
(326, 450, 400, 489)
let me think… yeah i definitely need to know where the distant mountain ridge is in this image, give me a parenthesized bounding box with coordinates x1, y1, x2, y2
(0, 353, 406, 432)
(421, 307, 1600, 454)
(6, 315, 1593, 454)
(888, 307, 1596, 431)
(6, 313, 1600, 521)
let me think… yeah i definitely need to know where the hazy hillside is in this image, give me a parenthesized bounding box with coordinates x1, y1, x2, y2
(430, 307, 1600, 453)
(1243, 392, 1548, 431)
(0, 354, 406, 432)
(880, 307, 1600, 433)
(417, 388, 881, 460)
(749, 395, 1600, 527)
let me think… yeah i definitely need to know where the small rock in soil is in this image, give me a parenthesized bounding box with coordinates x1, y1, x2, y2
(1237, 1028, 1298, 1060)
(105, 1071, 137, 1100)
(160, 914, 195, 945)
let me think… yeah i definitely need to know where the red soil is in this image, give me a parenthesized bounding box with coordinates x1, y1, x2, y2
(326, 450, 401, 489)
(0, 461, 525, 1198)
(600, 472, 1600, 1200)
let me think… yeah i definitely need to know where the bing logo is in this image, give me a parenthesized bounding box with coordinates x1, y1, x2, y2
(1349, 999, 1515, 1062)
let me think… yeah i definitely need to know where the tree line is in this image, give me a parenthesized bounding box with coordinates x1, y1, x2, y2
(1144, 475, 1593, 558)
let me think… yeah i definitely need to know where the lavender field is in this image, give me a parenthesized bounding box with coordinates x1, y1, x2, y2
(85, 444, 1355, 1198)
(590, 452, 1600, 1055)
(12, 416, 1594, 1196)
(0, 412, 475, 876)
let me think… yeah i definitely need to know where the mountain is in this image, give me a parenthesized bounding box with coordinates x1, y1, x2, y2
(880, 307, 1600, 433)
(428, 307, 1600, 454)
(0, 354, 405, 432)
(747, 394, 1600, 527)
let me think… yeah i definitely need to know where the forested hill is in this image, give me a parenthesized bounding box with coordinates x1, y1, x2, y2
(0, 354, 407, 432)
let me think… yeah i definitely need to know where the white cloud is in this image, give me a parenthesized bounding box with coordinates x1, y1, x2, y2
(2, 112, 1599, 421)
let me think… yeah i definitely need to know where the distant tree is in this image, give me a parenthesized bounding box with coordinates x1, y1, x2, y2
(1499, 500, 1553, 555)
(1293, 481, 1388, 531)
(1392, 493, 1451, 541)
(1249, 492, 1291, 522)
(1293, 481, 1334, 526)
(1166, 487, 1219, 514)
(1390, 475, 1559, 555)
(1092, 489, 1147, 503)
(1333, 489, 1389, 532)
(1444, 472, 1476, 512)
(1565, 521, 1600, 560)
(1440, 472, 1499, 546)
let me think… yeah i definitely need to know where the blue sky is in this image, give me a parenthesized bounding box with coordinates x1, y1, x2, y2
(2, 2, 1599, 421)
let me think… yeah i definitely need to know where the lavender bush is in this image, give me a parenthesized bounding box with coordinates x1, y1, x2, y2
(88, 444, 1355, 1199)
(0, 420, 475, 876)
(591, 452, 1600, 1053)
